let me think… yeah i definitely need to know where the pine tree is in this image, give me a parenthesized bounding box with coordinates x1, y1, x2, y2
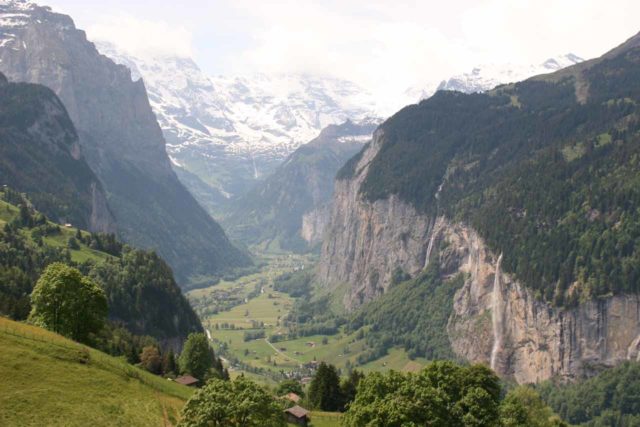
(162, 349, 177, 375)
(308, 362, 343, 411)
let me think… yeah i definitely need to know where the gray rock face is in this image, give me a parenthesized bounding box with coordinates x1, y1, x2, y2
(0, 1, 250, 283)
(318, 130, 433, 308)
(0, 71, 115, 232)
(440, 219, 640, 384)
(319, 129, 640, 382)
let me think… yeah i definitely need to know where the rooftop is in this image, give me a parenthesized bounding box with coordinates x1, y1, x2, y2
(285, 405, 310, 419)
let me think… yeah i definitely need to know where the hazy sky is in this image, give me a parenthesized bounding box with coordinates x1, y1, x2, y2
(46, 0, 640, 101)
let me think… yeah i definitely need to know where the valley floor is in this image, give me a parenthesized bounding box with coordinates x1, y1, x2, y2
(187, 250, 428, 386)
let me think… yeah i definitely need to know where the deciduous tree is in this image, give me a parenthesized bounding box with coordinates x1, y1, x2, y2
(178, 376, 284, 427)
(29, 262, 107, 343)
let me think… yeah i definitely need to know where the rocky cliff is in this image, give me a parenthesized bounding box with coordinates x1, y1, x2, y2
(0, 1, 250, 283)
(318, 131, 433, 308)
(439, 219, 640, 384)
(0, 71, 114, 232)
(321, 148, 640, 383)
(319, 32, 640, 382)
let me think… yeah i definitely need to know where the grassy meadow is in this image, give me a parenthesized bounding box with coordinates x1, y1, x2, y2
(0, 316, 192, 426)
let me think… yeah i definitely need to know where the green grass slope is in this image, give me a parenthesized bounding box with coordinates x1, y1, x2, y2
(0, 316, 192, 426)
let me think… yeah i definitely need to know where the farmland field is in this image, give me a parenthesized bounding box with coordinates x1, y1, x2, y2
(187, 251, 428, 386)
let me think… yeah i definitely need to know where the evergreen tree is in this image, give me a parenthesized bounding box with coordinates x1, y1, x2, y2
(308, 362, 343, 411)
(162, 349, 177, 375)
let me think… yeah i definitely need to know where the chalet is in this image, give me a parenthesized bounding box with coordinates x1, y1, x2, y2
(174, 375, 199, 387)
(284, 405, 310, 426)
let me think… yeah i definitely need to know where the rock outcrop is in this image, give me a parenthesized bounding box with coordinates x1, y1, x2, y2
(441, 219, 640, 384)
(318, 131, 432, 308)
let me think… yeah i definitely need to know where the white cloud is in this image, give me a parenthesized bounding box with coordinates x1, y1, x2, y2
(86, 14, 194, 58)
(46, 0, 640, 113)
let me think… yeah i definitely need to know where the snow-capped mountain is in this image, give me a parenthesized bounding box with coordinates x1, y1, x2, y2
(405, 54, 584, 103)
(96, 42, 380, 207)
(97, 41, 582, 216)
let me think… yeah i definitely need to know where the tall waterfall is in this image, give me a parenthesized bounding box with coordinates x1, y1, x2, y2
(424, 217, 443, 268)
(490, 253, 504, 372)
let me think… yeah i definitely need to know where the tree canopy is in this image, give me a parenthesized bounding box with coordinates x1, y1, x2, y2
(178, 376, 284, 427)
(343, 361, 501, 427)
(179, 333, 225, 381)
(29, 262, 107, 344)
(308, 361, 343, 411)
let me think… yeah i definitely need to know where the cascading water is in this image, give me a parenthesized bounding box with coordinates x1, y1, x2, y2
(424, 217, 446, 268)
(490, 253, 504, 372)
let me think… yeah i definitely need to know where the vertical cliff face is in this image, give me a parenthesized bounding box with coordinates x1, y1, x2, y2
(318, 32, 640, 382)
(439, 221, 640, 384)
(0, 1, 250, 283)
(318, 130, 434, 308)
(0, 71, 115, 232)
(321, 162, 640, 383)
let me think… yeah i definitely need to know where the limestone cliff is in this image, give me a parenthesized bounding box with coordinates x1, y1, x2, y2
(318, 32, 640, 382)
(439, 220, 640, 384)
(319, 131, 434, 308)
(321, 152, 640, 383)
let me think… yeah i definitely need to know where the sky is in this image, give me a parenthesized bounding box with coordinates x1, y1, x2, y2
(45, 0, 640, 104)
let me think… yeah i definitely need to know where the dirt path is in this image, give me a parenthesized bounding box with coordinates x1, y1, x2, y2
(264, 338, 302, 364)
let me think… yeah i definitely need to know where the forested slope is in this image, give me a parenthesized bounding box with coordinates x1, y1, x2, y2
(0, 188, 202, 348)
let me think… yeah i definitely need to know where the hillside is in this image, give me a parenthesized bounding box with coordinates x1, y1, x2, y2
(319, 31, 640, 383)
(0, 316, 191, 426)
(0, 188, 203, 348)
(0, 71, 115, 233)
(0, 1, 250, 285)
(224, 120, 377, 251)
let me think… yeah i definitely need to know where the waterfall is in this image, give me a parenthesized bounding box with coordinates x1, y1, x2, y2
(424, 217, 442, 268)
(490, 253, 504, 372)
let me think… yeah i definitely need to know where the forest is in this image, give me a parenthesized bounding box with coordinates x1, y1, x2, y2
(338, 48, 640, 305)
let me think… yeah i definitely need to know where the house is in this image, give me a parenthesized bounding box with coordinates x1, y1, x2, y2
(282, 392, 301, 404)
(174, 375, 199, 387)
(284, 405, 310, 426)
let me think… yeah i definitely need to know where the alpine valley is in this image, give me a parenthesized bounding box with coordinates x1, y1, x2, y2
(2, 0, 640, 426)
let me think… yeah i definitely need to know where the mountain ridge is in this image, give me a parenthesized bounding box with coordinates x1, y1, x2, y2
(223, 119, 378, 251)
(0, 1, 251, 284)
(96, 42, 380, 208)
